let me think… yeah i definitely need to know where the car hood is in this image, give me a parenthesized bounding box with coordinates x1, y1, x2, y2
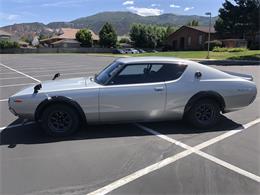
(13, 77, 97, 97)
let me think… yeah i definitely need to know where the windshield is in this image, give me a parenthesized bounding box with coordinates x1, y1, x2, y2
(95, 61, 123, 85)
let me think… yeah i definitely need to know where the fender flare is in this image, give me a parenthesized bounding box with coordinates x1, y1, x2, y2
(35, 96, 86, 124)
(184, 91, 226, 114)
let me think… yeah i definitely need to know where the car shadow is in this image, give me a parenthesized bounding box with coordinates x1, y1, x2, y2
(0, 116, 242, 147)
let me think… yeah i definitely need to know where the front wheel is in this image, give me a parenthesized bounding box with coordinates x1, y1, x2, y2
(40, 104, 80, 137)
(187, 99, 220, 129)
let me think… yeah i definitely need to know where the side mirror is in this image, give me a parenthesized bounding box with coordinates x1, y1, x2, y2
(34, 84, 42, 94)
(195, 71, 202, 79)
(52, 73, 60, 80)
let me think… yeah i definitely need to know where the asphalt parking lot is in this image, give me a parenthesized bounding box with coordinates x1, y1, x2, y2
(0, 54, 259, 195)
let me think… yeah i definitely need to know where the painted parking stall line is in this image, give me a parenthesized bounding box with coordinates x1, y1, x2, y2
(0, 71, 96, 80)
(0, 82, 37, 88)
(0, 63, 41, 83)
(137, 121, 260, 183)
(87, 118, 260, 195)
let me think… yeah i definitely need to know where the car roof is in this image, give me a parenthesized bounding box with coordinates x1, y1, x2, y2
(116, 56, 193, 65)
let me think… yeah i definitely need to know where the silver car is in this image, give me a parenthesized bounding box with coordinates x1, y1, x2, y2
(8, 57, 257, 137)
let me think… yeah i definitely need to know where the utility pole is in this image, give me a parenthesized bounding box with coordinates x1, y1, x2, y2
(205, 12, 212, 59)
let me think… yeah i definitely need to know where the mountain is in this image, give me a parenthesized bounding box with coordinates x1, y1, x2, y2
(1, 22, 55, 41)
(0, 11, 218, 39)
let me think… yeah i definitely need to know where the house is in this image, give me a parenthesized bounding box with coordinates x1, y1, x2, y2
(0, 30, 12, 40)
(40, 28, 99, 48)
(51, 39, 81, 48)
(165, 26, 217, 51)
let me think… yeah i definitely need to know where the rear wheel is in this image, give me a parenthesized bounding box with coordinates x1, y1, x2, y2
(40, 104, 80, 137)
(187, 99, 220, 129)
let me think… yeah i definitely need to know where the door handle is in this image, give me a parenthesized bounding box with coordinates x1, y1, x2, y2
(154, 87, 164, 91)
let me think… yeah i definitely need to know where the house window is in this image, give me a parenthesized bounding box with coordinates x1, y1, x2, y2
(199, 35, 203, 45)
(188, 36, 191, 46)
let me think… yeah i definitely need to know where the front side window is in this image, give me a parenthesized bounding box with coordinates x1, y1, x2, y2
(109, 63, 187, 85)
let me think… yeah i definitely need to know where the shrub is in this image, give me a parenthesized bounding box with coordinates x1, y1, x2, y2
(204, 40, 222, 51)
(0, 40, 20, 49)
(212, 47, 228, 52)
(213, 47, 248, 52)
(228, 47, 248, 52)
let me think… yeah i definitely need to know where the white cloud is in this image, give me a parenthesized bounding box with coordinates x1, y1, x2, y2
(184, 7, 194, 11)
(7, 14, 19, 20)
(170, 4, 180, 8)
(127, 6, 163, 16)
(41, 0, 88, 7)
(151, 4, 160, 7)
(123, 1, 134, 5)
(0, 12, 20, 21)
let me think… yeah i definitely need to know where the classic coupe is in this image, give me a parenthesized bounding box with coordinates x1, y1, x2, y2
(8, 57, 257, 136)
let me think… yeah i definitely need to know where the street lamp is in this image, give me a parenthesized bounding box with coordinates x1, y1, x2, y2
(205, 12, 211, 59)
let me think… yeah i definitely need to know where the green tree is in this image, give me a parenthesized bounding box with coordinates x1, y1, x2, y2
(130, 24, 167, 48)
(99, 23, 117, 48)
(76, 29, 93, 47)
(187, 20, 199, 26)
(0, 40, 20, 49)
(166, 26, 176, 36)
(215, 0, 260, 39)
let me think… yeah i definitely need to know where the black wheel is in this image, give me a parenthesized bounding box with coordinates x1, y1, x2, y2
(40, 104, 80, 137)
(187, 99, 220, 129)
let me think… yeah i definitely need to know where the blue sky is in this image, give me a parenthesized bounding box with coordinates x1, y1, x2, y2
(0, 0, 226, 27)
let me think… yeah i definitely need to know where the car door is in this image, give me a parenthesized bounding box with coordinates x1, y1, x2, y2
(99, 64, 166, 122)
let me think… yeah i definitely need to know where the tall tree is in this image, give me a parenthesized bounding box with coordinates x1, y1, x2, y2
(76, 29, 93, 47)
(166, 26, 176, 37)
(130, 24, 167, 48)
(99, 23, 117, 48)
(187, 20, 199, 26)
(215, 0, 260, 39)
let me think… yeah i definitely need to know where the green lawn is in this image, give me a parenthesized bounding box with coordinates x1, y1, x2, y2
(129, 50, 260, 60)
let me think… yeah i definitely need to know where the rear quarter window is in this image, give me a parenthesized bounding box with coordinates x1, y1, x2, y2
(150, 63, 188, 82)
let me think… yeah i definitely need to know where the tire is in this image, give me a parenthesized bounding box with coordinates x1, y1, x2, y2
(187, 99, 220, 129)
(40, 104, 80, 137)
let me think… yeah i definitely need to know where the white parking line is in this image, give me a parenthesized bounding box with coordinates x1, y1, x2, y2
(0, 99, 8, 102)
(0, 71, 96, 80)
(0, 122, 35, 132)
(3, 64, 98, 71)
(87, 118, 260, 195)
(0, 63, 41, 82)
(137, 120, 260, 183)
(0, 82, 36, 88)
(0, 67, 98, 75)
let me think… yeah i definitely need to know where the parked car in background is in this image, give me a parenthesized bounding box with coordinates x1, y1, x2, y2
(124, 48, 139, 54)
(113, 49, 126, 54)
(8, 57, 257, 137)
(137, 49, 146, 53)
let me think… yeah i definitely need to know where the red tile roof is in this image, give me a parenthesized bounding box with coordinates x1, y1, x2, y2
(58, 28, 99, 40)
